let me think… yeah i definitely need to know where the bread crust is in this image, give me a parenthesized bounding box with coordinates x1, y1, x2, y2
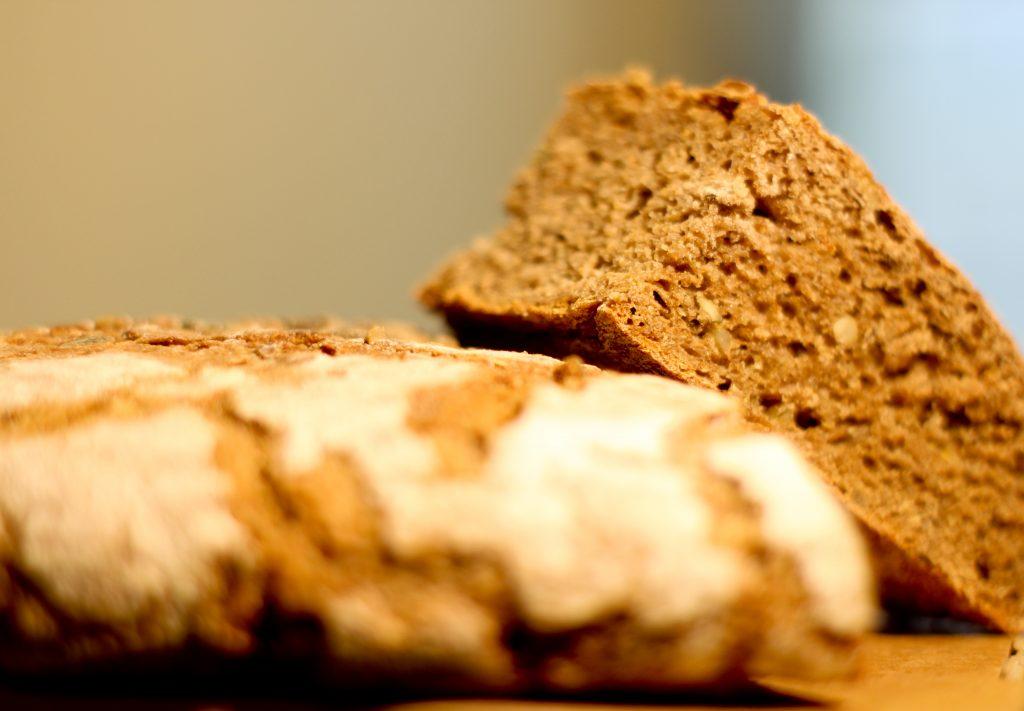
(0, 318, 874, 689)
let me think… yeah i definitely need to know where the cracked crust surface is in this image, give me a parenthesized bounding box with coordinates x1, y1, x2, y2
(0, 318, 874, 690)
(420, 70, 1024, 632)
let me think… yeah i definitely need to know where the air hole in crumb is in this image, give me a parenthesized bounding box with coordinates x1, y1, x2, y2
(863, 456, 877, 469)
(757, 264, 768, 275)
(945, 407, 971, 428)
(719, 261, 736, 276)
(629, 306, 637, 315)
(912, 279, 927, 296)
(875, 209, 899, 236)
(587, 150, 603, 164)
(839, 268, 852, 283)
(627, 187, 654, 220)
(785, 273, 798, 288)
(613, 113, 636, 129)
(722, 159, 733, 170)
(652, 290, 668, 309)
(717, 379, 732, 391)
(687, 153, 697, 165)
(703, 95, 740, 122)
(976, 559, 991, 580)
(881, 287, 904, 306)
(753, 197, 777, 221)
(780, 300, 797, 318)
(319, 344, 337, 356)
(759, 393, 782, 409)
(787, 341, 809, 356)
(795, 408, 821, 429)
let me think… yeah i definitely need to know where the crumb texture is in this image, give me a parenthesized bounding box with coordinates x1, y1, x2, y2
(0, 318, 873, 689)
(421, 70, 1024, 632)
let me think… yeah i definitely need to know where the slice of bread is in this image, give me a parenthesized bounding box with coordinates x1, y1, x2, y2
(0, 319, 873, 690)
(420, 70, 1024, 631)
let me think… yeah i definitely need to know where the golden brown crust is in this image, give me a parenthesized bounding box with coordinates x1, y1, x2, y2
(0, 319, 873, 689)
(420, 70, 1024, 632)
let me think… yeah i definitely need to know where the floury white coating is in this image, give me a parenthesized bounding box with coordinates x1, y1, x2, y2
(225, 352, 872, 636)
(0, 352, 183, 411)
(382, 377, 746, 632)
(706, 436, 876, 635)
(227, 353, 477, 475)
(0, 409, 252, 638)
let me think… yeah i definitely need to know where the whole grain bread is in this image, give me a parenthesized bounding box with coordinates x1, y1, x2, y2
(420, 70, 1024, 631)
(0, 318, 873, 690)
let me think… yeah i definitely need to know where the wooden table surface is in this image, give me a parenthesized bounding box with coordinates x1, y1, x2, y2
(0, 635, 1020, 710)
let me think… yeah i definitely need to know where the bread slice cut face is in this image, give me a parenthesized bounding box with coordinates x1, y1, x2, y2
(421, 70, 1024, 632)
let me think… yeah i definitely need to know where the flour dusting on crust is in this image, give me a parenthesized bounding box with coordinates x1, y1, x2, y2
(0, 408, 252, 637)
(0, 352, 182, 411)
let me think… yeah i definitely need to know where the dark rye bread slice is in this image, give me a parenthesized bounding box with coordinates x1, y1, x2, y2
(0, 319, 873, 691)
(420, 70, 1024, 631)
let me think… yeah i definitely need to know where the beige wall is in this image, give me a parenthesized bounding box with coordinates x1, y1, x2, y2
(0, 0, 793, 330)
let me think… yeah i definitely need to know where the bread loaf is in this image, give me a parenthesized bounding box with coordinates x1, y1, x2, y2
(0, 318, 874, 689)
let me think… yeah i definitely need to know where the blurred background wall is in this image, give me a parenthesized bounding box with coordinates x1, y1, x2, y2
(2, 0, 1022, 337)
